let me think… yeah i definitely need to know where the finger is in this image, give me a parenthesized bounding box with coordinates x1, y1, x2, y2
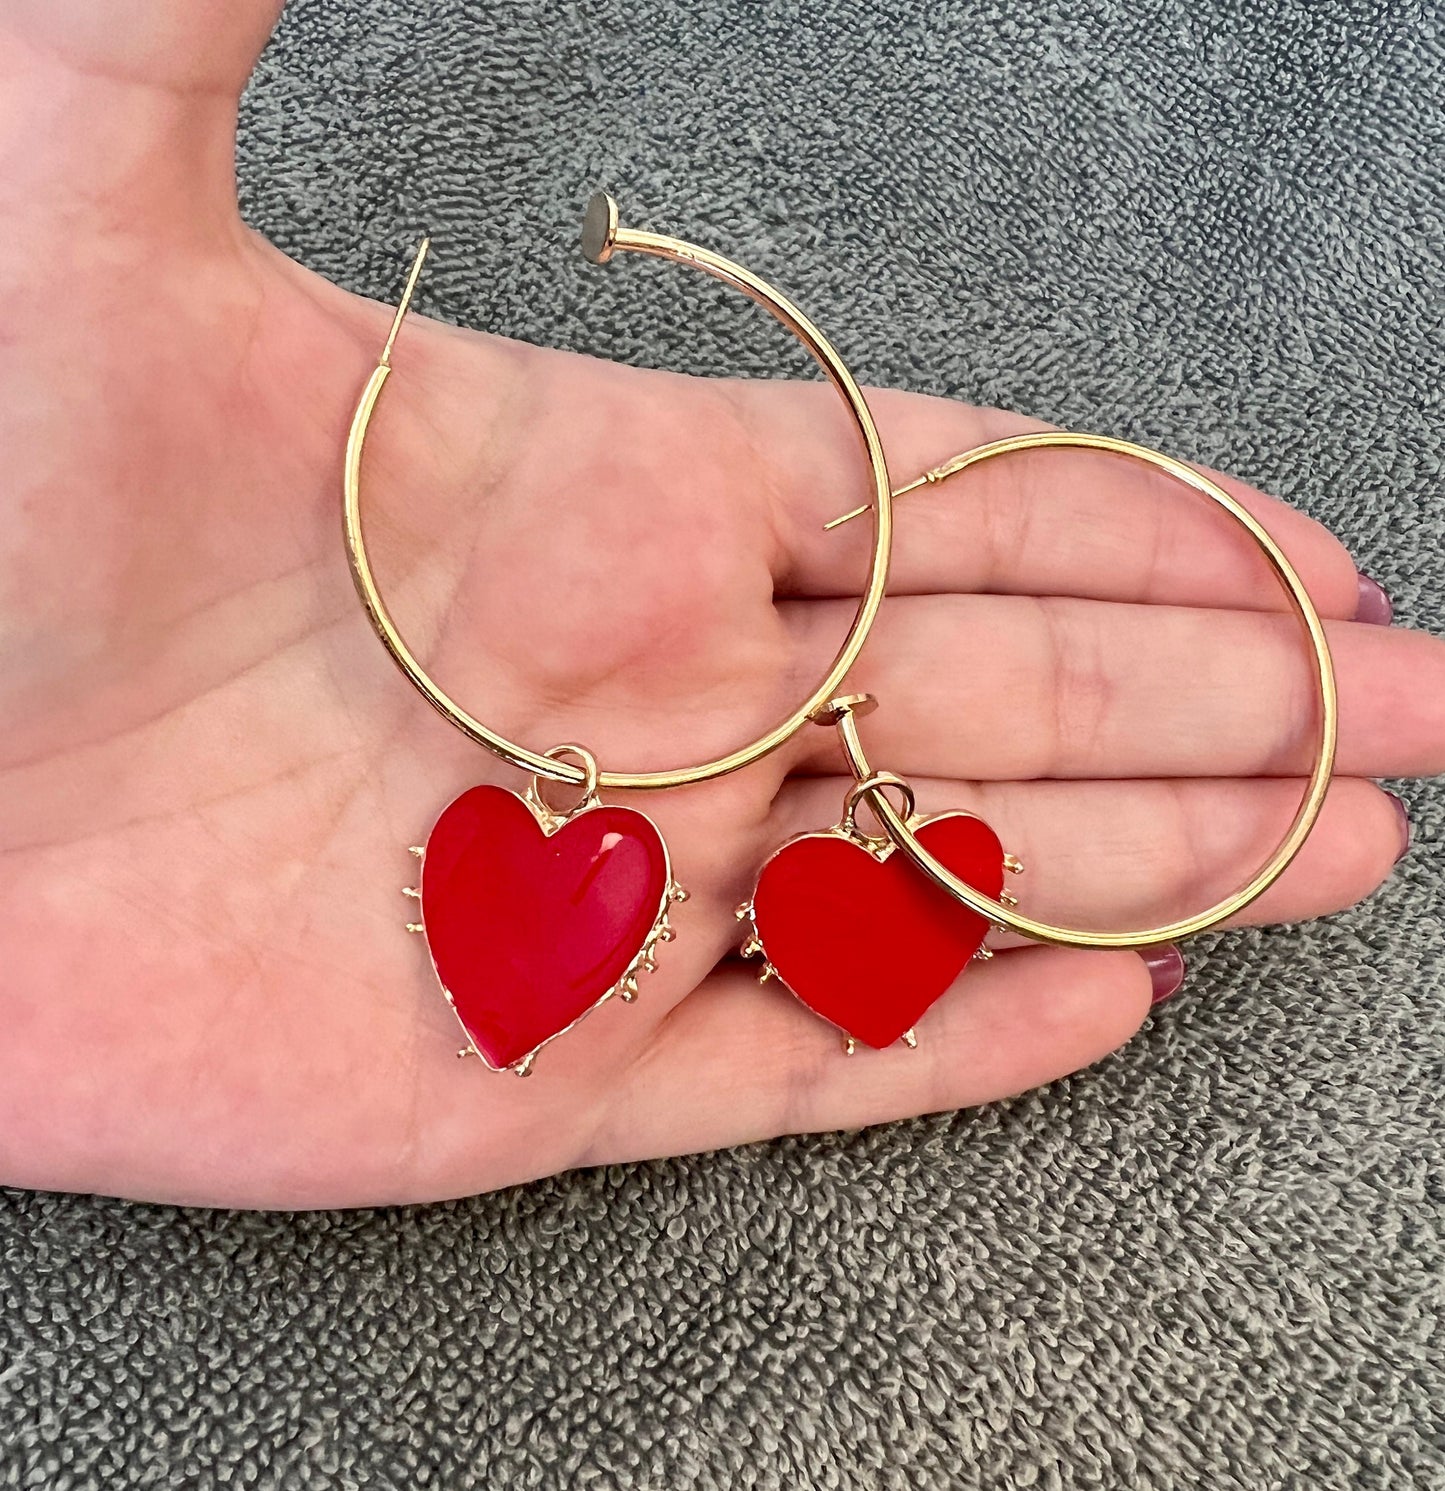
(1, 1, 282, 227)
(1, 1, 282, 97)
(784, 595, 1445, 781)
(770, 775, 1409, 940)
(592, 948, 1151, 1161)
(742, 382, 1363, 617)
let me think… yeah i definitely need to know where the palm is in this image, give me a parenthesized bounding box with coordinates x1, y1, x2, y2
(3, 4, 1441, 1208)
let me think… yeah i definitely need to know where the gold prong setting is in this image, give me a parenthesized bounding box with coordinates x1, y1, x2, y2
(405, 847, 428, 933)
(978, 849, 1024, 957)
(611, 886, 685, 1005)
(735, 901, 777, 986)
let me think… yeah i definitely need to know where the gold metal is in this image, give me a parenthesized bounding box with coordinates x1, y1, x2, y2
(402, 886, 420, 899)
(844, 1036, 857, 1056)
(818, 433, 1338, 948)
(524, 743, 602, 830)
(408, 846, 425, 858)
(902, 1029, 918, 1049)
(580, 193, 621, 263)
(344, 196, 895, 792)
(405, 922, 425, 934)
(841, 770, 917, 847)
(825, 447, 978, 530)
(380, 238, 430, 368)
(808, 692, 879, 727)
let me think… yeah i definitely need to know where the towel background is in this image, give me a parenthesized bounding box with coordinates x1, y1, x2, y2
(3, 2, 1441, 1486)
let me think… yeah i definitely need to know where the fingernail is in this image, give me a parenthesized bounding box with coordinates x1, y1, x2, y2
(1142, 945, 1186, 1006)
(1354, 572, 1394, 625)
(1387, 791, 1412, 863)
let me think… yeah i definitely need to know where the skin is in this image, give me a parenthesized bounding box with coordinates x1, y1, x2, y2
(2, 1, 1442, 1210)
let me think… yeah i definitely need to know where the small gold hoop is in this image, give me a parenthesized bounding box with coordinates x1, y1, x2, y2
(343, 194, 894, 792)
(842, 772, 917, 845)
(832, 431, 1339, 950)
(525, 743, 601, 821)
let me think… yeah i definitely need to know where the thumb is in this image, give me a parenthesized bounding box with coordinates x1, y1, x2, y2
(1, 0, 283, 96)
(0, 0, 285, 237)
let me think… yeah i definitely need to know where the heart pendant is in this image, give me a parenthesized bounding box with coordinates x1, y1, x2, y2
(408, 784, 683, 1074)
(743, 810, 1014, 1051)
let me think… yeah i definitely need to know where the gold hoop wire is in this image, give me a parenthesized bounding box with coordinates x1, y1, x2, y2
(830, 431, 1339, 949)
(344, 193, 894, 791)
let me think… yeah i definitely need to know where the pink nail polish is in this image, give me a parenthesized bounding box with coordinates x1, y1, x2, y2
(1354, 572, 1393, 625)
(1142, 946, 1186, 1006)
(1387, 791, 1412, 864)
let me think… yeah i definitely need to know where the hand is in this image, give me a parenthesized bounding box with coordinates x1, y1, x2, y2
(2, 2, 1440, 1209)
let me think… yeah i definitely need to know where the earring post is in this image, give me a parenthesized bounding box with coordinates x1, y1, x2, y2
(824, 459, 966, 531)
(380, 237, 432, 368)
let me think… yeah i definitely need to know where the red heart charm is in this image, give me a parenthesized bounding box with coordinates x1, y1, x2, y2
(418, 785, 671, 1072)
(750, 813, 1006, 1049)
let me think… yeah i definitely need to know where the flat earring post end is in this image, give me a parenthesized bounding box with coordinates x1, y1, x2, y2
(581, 192, 621, 264)
(808, 693, 878, 727)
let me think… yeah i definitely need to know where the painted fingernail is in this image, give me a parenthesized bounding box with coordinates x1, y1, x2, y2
(1387, 791, 1412, 863)
(1354, 572, 1393, 625)
(1142, 945, 1186, 1006)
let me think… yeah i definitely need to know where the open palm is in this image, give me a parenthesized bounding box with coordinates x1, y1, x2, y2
(3, 1, 1441, 1208)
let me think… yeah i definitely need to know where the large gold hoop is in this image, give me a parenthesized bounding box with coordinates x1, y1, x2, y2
(829, 431, 1339, 949)
(344, 193, 893, 791)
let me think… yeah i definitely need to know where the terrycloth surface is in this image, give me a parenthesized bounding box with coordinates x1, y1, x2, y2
(4, 2, 1442, 1486)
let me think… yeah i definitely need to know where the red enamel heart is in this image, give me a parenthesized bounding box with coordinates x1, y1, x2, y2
(419, 785, 669, 1071)
(751, 814, 1006, 1049)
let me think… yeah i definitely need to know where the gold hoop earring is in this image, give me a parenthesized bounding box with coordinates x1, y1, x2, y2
(343, 195, 895, 1076)
(737, 432, 1337, 1053)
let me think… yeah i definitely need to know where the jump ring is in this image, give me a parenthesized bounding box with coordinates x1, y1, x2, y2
(526, 743, 602, 820)
(842, 772, 917, 845)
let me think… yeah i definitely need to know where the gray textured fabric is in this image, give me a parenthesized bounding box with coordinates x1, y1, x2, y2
(3, 2, 1442, 1487)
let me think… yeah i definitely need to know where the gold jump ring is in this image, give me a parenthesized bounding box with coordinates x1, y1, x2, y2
(525, 743, 602, 820)
(842, 772, 917, 845)
(343, 194, 894, 792)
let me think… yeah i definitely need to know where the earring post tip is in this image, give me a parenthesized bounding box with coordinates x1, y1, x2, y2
(823, 506, 869, 531)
